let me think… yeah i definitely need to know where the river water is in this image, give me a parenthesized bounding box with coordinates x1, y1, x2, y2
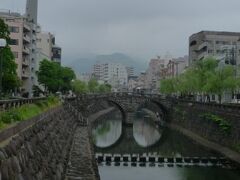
(91, 110, 240, 180)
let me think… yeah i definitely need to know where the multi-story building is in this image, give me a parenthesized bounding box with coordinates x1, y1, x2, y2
(189, 31, 240, 65)
(92, 63, 101, 80)
(36, 30, 62, 64)
(160, 56, 188, 79)
(92, 62, 128, 91)
(145, 57, 167, 92)
(52, 45, 61, 64)
(36, 31, 54, 59)
(1, 0, 62, 96)
(126, 66, 134, 77)
(0, 0, 38, 96)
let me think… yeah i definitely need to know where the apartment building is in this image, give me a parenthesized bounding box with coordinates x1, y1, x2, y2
(0, 11, 37, 96)
(126, 66, 134, 77)
(92, 62, 128, 90)
(189, 31, 240, 65)
(160, 56, 188, 79)
(1, 0, 62, 96)
(37, 30, 62, 64)
(145, 57, 166, 92)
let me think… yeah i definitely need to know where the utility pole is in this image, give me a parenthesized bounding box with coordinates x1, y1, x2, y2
(0, 39, 7, 99)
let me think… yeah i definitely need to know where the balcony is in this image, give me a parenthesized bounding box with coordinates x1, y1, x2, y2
(22, 71, 29, 79)
(197, 42, 208, 51)
(32, 35, 37, 41)
(23, 24, 30, 32)
(23, 34, 30, 44)
(23, 46, 30, 55)
(198, 51, 208, 60)
(22, 58, 29, 67)
(32, 24, 37, 34)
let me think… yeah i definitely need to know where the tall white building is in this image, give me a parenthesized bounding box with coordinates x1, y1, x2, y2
(92, 62, 128, 90)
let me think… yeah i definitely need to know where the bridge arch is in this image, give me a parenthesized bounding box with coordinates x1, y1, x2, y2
(137, 99, 168, 122)
(107, 100, 127, 122)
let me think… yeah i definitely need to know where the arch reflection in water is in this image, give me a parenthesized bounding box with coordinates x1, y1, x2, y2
(133, 114, 162, 147)
(92, 111, 122, 148)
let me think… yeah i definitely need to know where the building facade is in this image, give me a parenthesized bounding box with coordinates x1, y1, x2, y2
(189, 31, 240, 65)
(145, 57, 166, 93)
(92, 62, 128, 91)
(160, 56, 188, 79)
(36, 30, 62, 64)
(1, 0, 62, 96)
(0, 8, 37, 96)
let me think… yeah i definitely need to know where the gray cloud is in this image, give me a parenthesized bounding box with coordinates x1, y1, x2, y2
(2, 0, 240, 63)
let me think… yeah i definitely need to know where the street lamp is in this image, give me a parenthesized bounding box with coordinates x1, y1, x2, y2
(0, 38, 7, 99)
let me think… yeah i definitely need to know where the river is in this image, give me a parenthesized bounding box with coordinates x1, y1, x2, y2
(91, 110, 240, 180)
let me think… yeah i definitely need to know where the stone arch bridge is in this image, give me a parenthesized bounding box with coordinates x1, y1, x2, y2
(66, 93, 173, 125)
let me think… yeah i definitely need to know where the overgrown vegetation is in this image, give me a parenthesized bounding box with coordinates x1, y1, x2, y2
(200, 113, 231, 134)
(0, 96, 60, 130)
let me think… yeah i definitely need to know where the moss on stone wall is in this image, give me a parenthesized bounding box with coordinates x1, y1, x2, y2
(199, 113, 231, 134)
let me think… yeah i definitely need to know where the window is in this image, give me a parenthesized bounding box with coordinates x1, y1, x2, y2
(9, 26, 19, 33)
(9, 39, 19, 45)
(190, 40, 197, 46)
(13, 52, 18, 58)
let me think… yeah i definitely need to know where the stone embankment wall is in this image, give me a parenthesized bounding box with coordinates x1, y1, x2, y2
(0, 106, 78, 180)
(170, 100, 240, 152)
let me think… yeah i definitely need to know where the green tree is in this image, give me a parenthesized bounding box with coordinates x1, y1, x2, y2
(38, 59, 59, 92)
(88, 78, 99, 93)
(159, 78, 177, 94)
(98, 84, 112, 93)
(0, 18, 20, 94)
(203, 65, 237, 103)
(60, 67, 76, 92)
(159, 57, 239, 103)
(37, 59, 75, 93)
(71, 80, 88, 93)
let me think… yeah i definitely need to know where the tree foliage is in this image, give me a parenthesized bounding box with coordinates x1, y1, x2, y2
(71, 80, 88, 93)
(159, 57, 240, 102)
(37, 59, 75, 93)
(0, 18, 20, 93)
(88, 78, 99, 93)
(71, 78, 112, 94)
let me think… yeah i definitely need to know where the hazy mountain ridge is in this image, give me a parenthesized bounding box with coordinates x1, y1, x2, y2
(65, 53, 147, 75)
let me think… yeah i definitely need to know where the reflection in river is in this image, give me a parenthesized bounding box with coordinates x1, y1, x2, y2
(92, 112, 122, 148)
(133, 118, 162, 147)
(99, 166, 240, 180)
(92, 110, 240, 180)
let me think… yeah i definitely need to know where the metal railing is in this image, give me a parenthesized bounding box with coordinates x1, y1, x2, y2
(0, 97, 46, 111)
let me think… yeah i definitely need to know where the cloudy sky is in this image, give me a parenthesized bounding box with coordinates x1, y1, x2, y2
(1, 0, 240, 63)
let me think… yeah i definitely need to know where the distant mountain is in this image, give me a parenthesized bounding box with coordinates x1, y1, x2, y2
(65, 53, 147, 75)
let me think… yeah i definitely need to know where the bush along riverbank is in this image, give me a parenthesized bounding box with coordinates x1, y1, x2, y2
(0, 96, 61, 130)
